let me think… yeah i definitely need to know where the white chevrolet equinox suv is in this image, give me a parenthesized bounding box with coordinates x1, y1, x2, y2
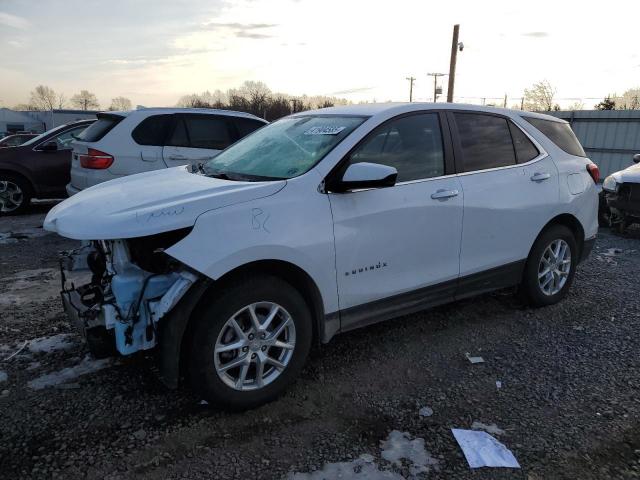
(67, 108, 267, 194)
(44, 103, 598, 409)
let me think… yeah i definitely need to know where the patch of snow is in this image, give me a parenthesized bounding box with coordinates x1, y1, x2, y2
(288, 430, 437, 479)
(380, 430, 438, 476)
(288, 454, 403, 480)
(471, 421, 505, 436)
(452, 429, 520, 469)
(418, 406, 433, 417)
(26, 361, 42, 371)
(496, 380, 502, 389)
(0, 228, 51, 245)
(27, 355, 115, 390)
(28, 334, 76, 353)
(0, 268, 61, 306)
(0, 371, 7, 383)
(603, 248, 623, 256)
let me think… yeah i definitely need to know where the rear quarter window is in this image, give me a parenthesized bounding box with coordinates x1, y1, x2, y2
(523, 117, 586, 157)
(76, 116, 123, 142)
(132, 114, 173, 146)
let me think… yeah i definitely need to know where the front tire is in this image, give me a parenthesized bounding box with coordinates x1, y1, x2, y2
(521, 224, 578, 307)
(188, 274, 312, 410)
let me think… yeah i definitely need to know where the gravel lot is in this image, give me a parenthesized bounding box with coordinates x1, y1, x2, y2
(1, 204, 639, 479)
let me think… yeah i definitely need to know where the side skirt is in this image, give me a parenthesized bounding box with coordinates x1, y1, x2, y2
(337, 260, 526, 336)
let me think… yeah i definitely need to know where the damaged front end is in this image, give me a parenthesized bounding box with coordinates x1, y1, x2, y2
(60, 228, 199, 360)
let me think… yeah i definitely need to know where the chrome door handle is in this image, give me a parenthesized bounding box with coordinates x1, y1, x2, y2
(530, 172, 551, 182)
(431, 189, 459, 200)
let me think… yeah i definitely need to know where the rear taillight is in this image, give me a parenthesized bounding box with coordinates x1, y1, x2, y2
(586, 163, 599, 184)
(79, 148, 113, 169)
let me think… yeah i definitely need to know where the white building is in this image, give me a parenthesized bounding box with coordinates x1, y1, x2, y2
(0, 108, 98, 136)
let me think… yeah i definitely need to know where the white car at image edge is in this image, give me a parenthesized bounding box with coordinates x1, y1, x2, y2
(67, 107, 267, 194)
(44, 102, 598, 410)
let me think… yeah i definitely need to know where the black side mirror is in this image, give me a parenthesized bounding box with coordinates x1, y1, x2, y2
(330, 162, 398, 192)
(39, 141, 58, 152)
(633, 153, 640, 164)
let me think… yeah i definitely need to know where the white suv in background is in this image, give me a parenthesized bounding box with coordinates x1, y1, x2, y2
(67, 108, 267, 194)
(46, 103, 598, 410)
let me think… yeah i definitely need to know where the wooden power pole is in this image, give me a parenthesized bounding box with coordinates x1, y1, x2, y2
(406, 77, 416, 102)
(447, 24, 460, 103)
(427, 73, 446, 102)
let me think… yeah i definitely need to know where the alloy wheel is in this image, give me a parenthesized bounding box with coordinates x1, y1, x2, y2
(214, 302, 296, 391)
(537, 239, 571, 296)
(0, 180, 24, 213)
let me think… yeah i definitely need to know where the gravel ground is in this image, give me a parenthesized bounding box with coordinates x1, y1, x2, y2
(0, 204, 639, 479)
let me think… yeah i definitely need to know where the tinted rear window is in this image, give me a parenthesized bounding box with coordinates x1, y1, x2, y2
(453, 113, 516, 172)
(235, 117, 266, 138)
(132, 114, 173, 145)
(76, 116, 122, 142)
(524, 117, 585, 157)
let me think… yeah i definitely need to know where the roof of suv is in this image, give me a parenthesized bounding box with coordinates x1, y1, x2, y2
(296, 102, 567, 124)
(105, 108, 267, 122)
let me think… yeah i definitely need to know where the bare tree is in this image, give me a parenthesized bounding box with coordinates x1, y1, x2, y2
(523, 80, 557, 111)
(566, 101, 585, 111)
(614, 88, 640, 109)
(109, 96, 132, 111)
(71, 90, 100, 110)
(29, 85, 58, 111)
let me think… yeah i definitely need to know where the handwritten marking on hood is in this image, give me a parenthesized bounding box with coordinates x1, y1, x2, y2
(135, 206, 185, 223)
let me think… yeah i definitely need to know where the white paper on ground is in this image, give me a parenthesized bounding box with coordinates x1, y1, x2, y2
(451, 429, 520, 469)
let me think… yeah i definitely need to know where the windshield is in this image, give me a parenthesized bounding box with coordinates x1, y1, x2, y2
(203, 115, 366, 180)
(21, 123, 79, 147)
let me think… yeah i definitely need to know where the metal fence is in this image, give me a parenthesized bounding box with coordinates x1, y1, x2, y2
(549, 110, 640, 178)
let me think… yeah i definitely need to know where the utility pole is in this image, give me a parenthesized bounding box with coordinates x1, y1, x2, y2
(503, 94, 507, 108)
(520, 97, 525, 110)
(447, 24, 460, 103)
(405, 77, 416, 102)
(427, 73, 446, 102)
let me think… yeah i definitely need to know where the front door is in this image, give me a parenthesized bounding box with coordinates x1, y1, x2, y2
(328, 112, 463, 329)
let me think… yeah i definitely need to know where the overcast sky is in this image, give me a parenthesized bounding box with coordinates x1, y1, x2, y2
(1, 0, 638, 109)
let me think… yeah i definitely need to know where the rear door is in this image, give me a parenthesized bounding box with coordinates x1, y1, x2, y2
(163, 114, 235, 169)
(448, 111, 558, 285)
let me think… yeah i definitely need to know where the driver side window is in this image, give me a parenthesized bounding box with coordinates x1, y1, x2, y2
(53, 126, 87, 150)
(348, 113, 445, 183)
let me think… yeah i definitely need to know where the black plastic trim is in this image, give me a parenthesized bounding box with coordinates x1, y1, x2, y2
(338, 260, 526, 334)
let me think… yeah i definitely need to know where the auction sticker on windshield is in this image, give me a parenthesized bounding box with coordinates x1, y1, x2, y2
(304, 126, 346, 135)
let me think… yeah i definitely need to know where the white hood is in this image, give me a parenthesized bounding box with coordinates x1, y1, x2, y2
(611, 162, 640, 184)
(44, 167, 286, 240)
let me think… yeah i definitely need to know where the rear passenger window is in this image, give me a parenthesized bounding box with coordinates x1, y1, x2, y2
(349, 113, 445, 183)
(508, 122, 539, 163)
(132, 114, 172, 145)
(167, 117, 189, 147)
(454, 113, 515, 172)
(183, 115, 231, 150)
(235, 118, 265, 138)
(524, 117, 586, 157)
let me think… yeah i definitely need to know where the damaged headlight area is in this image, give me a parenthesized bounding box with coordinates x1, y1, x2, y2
(60, 228, 198, 357)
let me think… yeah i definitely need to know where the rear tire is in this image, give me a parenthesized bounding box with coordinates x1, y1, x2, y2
(520, 224, 578, 307)
(188, 274, 312, 410)
(0, 174, 31, 216)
